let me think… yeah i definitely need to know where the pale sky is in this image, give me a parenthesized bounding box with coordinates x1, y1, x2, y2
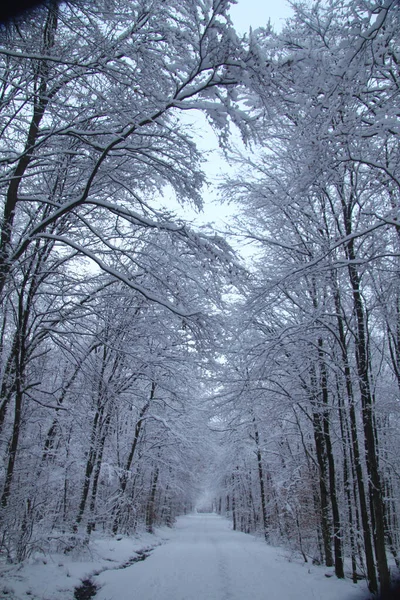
(230, 0, 293, 33)
(168, 0, 294, 245)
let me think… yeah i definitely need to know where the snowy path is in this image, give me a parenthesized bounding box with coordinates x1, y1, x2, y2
(96, 513, 365, 600)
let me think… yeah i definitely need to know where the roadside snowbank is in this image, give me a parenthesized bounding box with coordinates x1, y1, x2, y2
(0, 528, 166, 600)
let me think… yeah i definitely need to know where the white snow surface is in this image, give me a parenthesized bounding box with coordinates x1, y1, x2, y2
(96, 513, 368, 600)
(0, 528, 163, 599)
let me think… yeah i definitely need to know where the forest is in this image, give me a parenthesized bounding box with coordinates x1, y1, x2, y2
(0, 0, 399, 596)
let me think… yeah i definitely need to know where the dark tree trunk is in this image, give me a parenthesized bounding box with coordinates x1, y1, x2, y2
(312, 408, 333, 567)
(146, 466, 159, 534)
(318, 339, 344, 578)
(0, 336, 19, 436)
(87, 412, 111, 535)
(253, 417, 269, 542)
(75, 348, 109, 528)
(75, 405, 102, 528)
(0, 268, 36, 508)
(112, 383, 154, 534)
(342, 193, 389, 595)
(0, 362, 23, 508)
(337, 372, 358, 583)
(0, 6, 58, 296)
(232, 473, 237, 531)
(332, 273, 378, 592)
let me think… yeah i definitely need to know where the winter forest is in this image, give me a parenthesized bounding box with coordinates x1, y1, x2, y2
(0, 0, 399, 596)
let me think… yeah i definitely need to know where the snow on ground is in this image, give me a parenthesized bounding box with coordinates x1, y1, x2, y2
(95, 513, 369, 600)
(0, 514, 372, 600)
(0, 528, 166, 599)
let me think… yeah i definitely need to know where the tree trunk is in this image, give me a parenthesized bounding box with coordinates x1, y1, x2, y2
(0, 360, 23, 508)
(75, 406, 102, 528)
(232, 473, 237, 531)
(0, 6, 58, 296)
(87, 412, 111, 535)
(312, 408, 333, 567)
(332, 272, 378, 591)
(146, 466, 159, 534)
(318, 339, 344, 578)
(112, 383, 154, 534)
(336, 371, 358, 583)
(342, 197, 389, 594)
(253, 417, 269, 542)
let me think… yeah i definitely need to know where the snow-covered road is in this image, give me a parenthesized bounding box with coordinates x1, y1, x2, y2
(96, 513, 365, 600)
